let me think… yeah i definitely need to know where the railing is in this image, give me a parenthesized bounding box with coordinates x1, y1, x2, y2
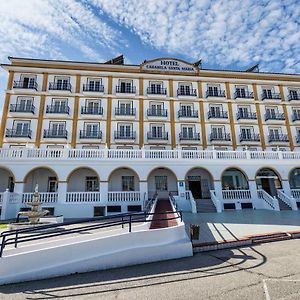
(277, 190, 298, 210)
(13, 80, 38, 90)
(147, 108, 168, 117)
(46, 105, 70, 114)
(234, 91, 254, 99)
(210, 133, 231, 141)
(82, 84, 104, 92)
(79, 130, 102, 139)
(5, 129, 32, 138)
(49, 82, 72, 91)
(116, 86, 136, 94)
(210, 190, 222, 212)
(208, 111, 228, 119)
(81, 106, 103, 115)
(144, 192, 158, 212)
(268, 134, 289, 142)
(185, 190, 197, 213)
(10, 104, 35, 113)
(265, 112, 285, 121)
(222, 189, 251, 200)
(206, 90, 226, 97)
(108, 191, 141, 202)
(66, 192, 101, 202)
(178, 109, 198, 118)
(115, 107, 136, 116)
(257, 189, 280, 211)
(177, 89, 197, 96)
(291, 189, 300, 199)
(114, 131, 136, 140)
(147, 87, 167, 95)
(236, 111, 257, 120)
(22, 192, 58, 203)
(43, 129, 68, 139)
(179, 132, 200, 140)
(239, 133, 260, 142)
(147, 132, 168, 140)
(261, 92, 281, 100)
(288, 93, 300, 101)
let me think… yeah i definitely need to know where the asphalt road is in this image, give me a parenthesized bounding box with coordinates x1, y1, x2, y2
(0, 239, 299, 300)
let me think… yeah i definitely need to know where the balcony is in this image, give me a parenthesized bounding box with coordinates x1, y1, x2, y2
(206, 90, 226, 98)
(210, 133, 231, 141)
(292, 112, 300, 122)
(79, 130, 102, 139)
(288, 94, 300, 101)
(147, 132, 168, 140)
(81, 106, 103, 115)
(236, 111, 257, 120)
(5, 129, 31, 138)
(115, 86, 136, 94)
(234, 91, 254, 99)
(147, 108, 168, 117)
(9, 104, 35, 114)
(49, 82, 72, 92)
(179, 132, 200, 141)
(83, 84, 104, 93)
(265, 112, 285, 121)
(207, 111, 228, 119)
(268, 134, 289, 142)
(178, 109, 198, 118)
(46, 105, 70, 114)
(13, 80, 38, 90)
(261, 92, 281, 100)
(43, 129, 68, 139)
(177, 89, 197, 96)
(239, 133, 260, 142)
(114, 131, 136, 140)
(115, 107, 136, 116)
(147, 87, 167, 95)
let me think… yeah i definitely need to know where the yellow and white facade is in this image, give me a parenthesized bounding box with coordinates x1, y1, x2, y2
(0, 57, 300, 219)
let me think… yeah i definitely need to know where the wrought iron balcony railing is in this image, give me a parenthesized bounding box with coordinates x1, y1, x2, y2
(265, 112, 285, 121)
(9, 104, 35, 114)
(178, 109, 198, 118)
(147, 108, 168, 117)
(234, 91, 254, 99)
(261, 92, 281, 100)
(236, 111, 257, 120)
(5, 129, 32, 138)
(83, 84, 104, 92)
(81, 106, 103, 115)
(46, 105, 70, 114)
(177, 89, 197, 96)
(292, 112, 300, 121)
(43, 129, 68, 139)
(147, 87, 167, 95)
(296, 135, 300, 143)
(115, 107, 136, 116)
(288, 94, 300, 101)
(206, 90, 226, 98)
(79, 130, 102, 139)
(49, 82, 72, 91)
(179, 132, 200, 141)
(210, 133, 231, 141)
(13, 80, 38, 90)
(239, 133, 260, 142)
(114, 131, 136, 140)
(147, 132, 168, 140)
(115, 86, 136, 94)
(268, 134, 289, 142)
(208, 110, 228, 119)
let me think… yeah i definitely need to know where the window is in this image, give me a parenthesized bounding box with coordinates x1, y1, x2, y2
(149, 81, 163, 94)
(54, 76, 69, 90)
(179, 83, 192, 95)
(181, 125, 195, 138)
(155, 176, 168, 191)
(235, 85, 248, 98)
(209, 105, 223, 117)
(269, 127, 281, 139)
(150, 124, 164, 138)
(150, 146, 166, 150)
(47, 145, 64, 149)
(20, 74, 36, 88)
(289, 89, 300, 100)
(13, 121, 30, 134)
(182, 147, 197, 150)
(149, 102, 164, 115)
(119, 80, 132, 93)
(118, 101, 132, 114)
(266, 106, 278, 118)
(85, 176, 99, 192)
(116, 146, 134, 149)
(87, 78, 102, 91)
(238, 106, 250, 118)
(86, 99, 100, 112)
(180, 104, 193, 116)
(16, 96, 33, 110)
(82, 145, 99, 149)
(208, 84, 221, 96)
(52, 99, 67, 113)
(49, 122, 66, 135)
(262, 87, 274, 98)
(118, 124, 132, 137)
(211, 126, 225, 138)
(122, 176, 134, 191)
(84, 123, 100, 137)
(296, 128, 300, 138)
(240, 127, 254, 139)
(48, 176, 57, 192)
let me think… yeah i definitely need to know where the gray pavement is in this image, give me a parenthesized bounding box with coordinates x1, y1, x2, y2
(0, 239, 299, 299)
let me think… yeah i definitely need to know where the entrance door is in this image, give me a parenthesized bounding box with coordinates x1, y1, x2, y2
(261, 178, 271, 195)
(189, 181, 202, 199)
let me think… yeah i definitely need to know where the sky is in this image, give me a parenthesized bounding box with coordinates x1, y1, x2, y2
(0, 0, 299, 107)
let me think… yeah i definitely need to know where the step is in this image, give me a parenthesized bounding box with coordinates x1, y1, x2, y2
(277, 198, 292, 210)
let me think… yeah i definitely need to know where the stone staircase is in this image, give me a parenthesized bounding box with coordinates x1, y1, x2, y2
(277, 197, 292, 210)
(195, 198, 217, 213)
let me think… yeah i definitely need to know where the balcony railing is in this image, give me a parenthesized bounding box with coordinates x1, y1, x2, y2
(116, 86, 136, 94)
(234, 91, 254, 99)
(210, 133, 231, 141)
(177, 89, 197, 96)
(268, 134, 289, 142)
(115, 107, 136, 116)
(261, 92, 281, 100)
(207, 110, 228, 119)
(43, 129, 68, 139)
(147, 108, 168, 117)
(82, 84, 104, 92)
(236, 111, 257, 120)
(288, 93, 300, 101)
(239, 133, 260, 142)
(114, 131, 136, 140)
(13, 80, 38, 90)
(46, 105, 70, 114)
(178, 109, 198, 118)
(292, 112, 300, 121)
(147, 87, 167, 95)
(179, 132, 200, 140)
(5, 129, 32, 138)
(296, 135, 300, 143)
(147, 132, 168, 140)
(49, 82, 72, 91)
(79, 130, 102, 139)
(206, 90, 226, 98)
(81, 106, 103, 115)
(9, 104, 35, 114)
(265, 112, 285, 121)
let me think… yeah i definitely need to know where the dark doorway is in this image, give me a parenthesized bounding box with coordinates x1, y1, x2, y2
(261, 178, 271, 194)
(189, 181, 202, 199)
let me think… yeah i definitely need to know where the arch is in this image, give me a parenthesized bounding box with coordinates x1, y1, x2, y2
(67, 167, 100, 192)
(146, 166, 178, 181)
(0, 166, 15, 193)
(288, 167, 300, 189)
(221, 167, 249, 190)
(255, 167, 282, 196)
(108, 167, 140, 192)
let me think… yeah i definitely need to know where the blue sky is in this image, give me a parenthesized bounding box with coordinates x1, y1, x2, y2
(0, 0, 299, 106)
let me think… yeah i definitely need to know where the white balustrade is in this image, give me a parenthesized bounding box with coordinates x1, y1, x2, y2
(145, 150, 179, 159)
(222, 189, 252, 200)
(69, 149, 105, 159)
(185, 190, 197, 213)
(107, 191, 141, 202)
(22, 192, 58, 203)
(210, 190, 223, 213)
(257, 189, 280, 211)
(277, 190, 298, 210)
(9, 193, 21, 204)
(108, 149, 142, 159)
(66, 192, 101, 202)
(291, 189, 300, 200)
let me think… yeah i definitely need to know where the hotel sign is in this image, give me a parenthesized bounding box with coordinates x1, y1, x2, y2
(141, 58, 198, 73)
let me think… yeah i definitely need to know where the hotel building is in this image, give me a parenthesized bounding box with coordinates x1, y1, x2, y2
(0, 56, 299, 219)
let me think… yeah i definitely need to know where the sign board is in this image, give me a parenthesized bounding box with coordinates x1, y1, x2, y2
(141, 58, 198, 73)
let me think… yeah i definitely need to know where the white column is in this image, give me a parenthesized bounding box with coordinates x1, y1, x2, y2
(140, 181, 148, 209)
(100, 181, 108, 205)
(0, 189, 9, 220)
(281, 180, 291, 196)
(177, 180, 186, 199)
(214, 181, 223, 201)
(57, 182, 67, 204)
(248, 180, 260, 209)
(14, 182, 24, 194)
